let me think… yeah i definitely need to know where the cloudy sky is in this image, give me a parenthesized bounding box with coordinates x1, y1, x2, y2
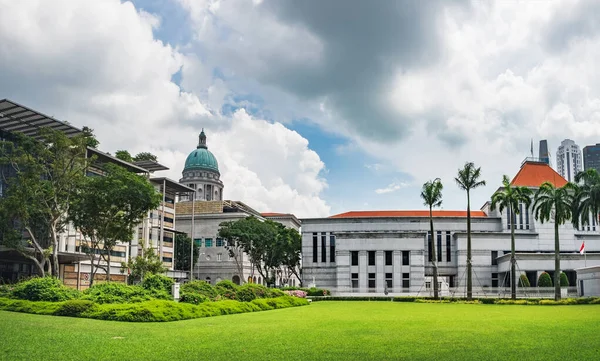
(1, 0, 600, 218)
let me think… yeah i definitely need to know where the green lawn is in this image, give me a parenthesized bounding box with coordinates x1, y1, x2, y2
(1, 301, 599, 361)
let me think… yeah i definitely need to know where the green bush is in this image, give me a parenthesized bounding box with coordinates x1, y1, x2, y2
(82, 282, 168, 304)
(518, 274, 531, 287)
(306, 287, 331, 296)
(179, 292, 209, 305)
(0, 284, 12, 298)
(54, 300, 97, 317)
(181, 281, 218, 300)
(538, 272, 553, 287)
(0, 297, 61, 315)
(215, 280, 238, 292)
(215, 280, 238, 300)
(236, 284, 274, 301)
(141, 274, 174, 294)
(11, 277, 79, 302)
(559, 272, 569, 287)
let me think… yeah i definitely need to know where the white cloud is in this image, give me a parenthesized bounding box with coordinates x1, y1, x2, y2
(375, 182, 410, 195)
(0, 0, 330, 218)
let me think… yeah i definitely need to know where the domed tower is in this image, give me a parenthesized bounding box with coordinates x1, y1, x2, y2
(180, 129, 224, 201)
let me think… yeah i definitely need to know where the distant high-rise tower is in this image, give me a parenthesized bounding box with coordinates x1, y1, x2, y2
(556, 139, 582, 182)
(583, 143, 600, 174)
(538, 140, 550, 165)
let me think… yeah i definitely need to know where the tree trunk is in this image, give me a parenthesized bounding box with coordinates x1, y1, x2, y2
(467, 191, 472, 300)
(107, 249, 112, 282)
(51, 224, 60, 277)
(510, 207, 517, 300)
(430, 206, 439, 300)
(554, 218, 561, 301)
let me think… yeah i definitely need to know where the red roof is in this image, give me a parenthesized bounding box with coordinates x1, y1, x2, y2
(511, 161, 567, 188)
(329, 210, 487, 219)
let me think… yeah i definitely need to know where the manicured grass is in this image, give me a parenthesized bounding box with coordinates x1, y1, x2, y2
(1, 301, 599, 360)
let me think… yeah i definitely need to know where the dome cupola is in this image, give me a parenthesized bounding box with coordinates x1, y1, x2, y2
(184, 129, 219, 174)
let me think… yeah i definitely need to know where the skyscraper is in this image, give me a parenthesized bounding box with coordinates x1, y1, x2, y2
(556, 139, 582, 182)
(538, 140, 550, 165)
(583, 143, 600, 174)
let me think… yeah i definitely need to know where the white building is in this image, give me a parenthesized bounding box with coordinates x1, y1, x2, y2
(556, 139, 582, 182)
(301, 159, 600, 297)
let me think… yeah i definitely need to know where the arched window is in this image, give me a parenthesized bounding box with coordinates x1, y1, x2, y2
(205, 277, 211, 284)
(252, 276, 257, 284)
(232, 275, 241, 285)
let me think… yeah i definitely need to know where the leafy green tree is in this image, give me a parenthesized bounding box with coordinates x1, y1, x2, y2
(280, 226, 302, 286)
(490, 175, 532, 300)
(174, 233, 200, 272)
(219, 216, 263, 284)
(455, 162, 486, 300)
(114, 150, 133, 162)
(420, 178, 443, 300)
(0, 128, 93, 276)
(133, 152, 158, 162)
(121, 245, 166, 284)
(533, 182, 575, 300)
(573, 169, 600, 229)
(69, 163, 161, 285)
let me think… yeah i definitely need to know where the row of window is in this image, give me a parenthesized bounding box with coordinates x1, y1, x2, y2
(351, 272, 411, 289)
(427, 231, 452, 263)
(312, 233, 336, 263)
(194, 238, 224, 247)
(505, 204, 530, 230)
(75, 247, 126, 258)
(350, 250, 411, 266)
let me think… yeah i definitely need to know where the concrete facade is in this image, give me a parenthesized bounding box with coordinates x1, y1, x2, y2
(576, 266, 600, 296)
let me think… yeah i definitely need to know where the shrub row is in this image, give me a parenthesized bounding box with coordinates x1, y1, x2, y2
(281, 286, 331, 296)
(307, 296, 600, 305)
(179, 281, 286, 304)
(0, 295, 309, 322)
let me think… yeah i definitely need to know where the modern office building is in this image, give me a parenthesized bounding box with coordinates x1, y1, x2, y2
(556, 139, 582, 182)
(301, 158, 600, 296)
(583, 143, 600, 174)
(538, 140, 550, 165)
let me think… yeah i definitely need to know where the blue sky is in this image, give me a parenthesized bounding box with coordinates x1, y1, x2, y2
(2, 0, 599, 218)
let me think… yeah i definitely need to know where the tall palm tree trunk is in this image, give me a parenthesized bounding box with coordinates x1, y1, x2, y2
(554, 216, 561, 301)
(466, 191, 472, 300)
(430, 206, 439, 300)
(510, 207, 516, 300)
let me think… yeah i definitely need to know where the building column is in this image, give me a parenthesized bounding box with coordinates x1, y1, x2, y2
(376, 251, 385, 293)
(359, 251, 367, 292)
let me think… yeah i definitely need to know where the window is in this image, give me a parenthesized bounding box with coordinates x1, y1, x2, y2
(312, 233, 318, 263)
(506, 208, 512, 230)
(368, 251, 376, 266)
(368, 273, 376, 291)
(519, 203, 524, 230)
(351, 251, 359, 266)
(204, 238, 213, 247)
(194, 239, 202, 247)
(321, 233, 327, 263)
(446, 232, 451, 262)
(491, 272, 498, 287)
(163, 216, 174, 223)
(437, 231, 442, 262)
(385, 273, 393, 289)
(402, 273, 410, 289)
(330, 235, 336, 263)
(491, 251, 498, 266)
(525, 204, 530, 230)
(162, 257, 172, 262)
(402, 251, 410, 265)
(351, 273, 359, 289)
(385, 251, 393, 266)
(217, 253, 222, 261)
(427, 232, 432, 262)
(216, 238, 223, 247)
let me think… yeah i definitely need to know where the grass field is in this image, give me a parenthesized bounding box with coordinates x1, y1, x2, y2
(1, 301, 599, 361)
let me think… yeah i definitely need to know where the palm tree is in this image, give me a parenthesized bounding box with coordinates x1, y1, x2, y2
(533, 182, 575, 301)
(455, 162, 486, 300)
(490, 175, 532, 300)
(573, 169, 600, 230)
(420, 178, 443, 300)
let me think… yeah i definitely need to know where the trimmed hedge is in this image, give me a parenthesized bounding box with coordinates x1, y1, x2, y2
(306, 296, 600, 305)
(141, 274, 174, 294)
(282, 286, 331, 296)
(560, 272, 569, 287)
(11, 277, 80, 302)
(538, 272, 553, 287)
(181, 281, 218, 301)
(518, 274, 531, 287)
(82, 283, 170, 304)
(0, 296, 309, 322)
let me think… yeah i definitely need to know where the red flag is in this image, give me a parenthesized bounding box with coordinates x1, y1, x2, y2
(579, 241, 585, 255)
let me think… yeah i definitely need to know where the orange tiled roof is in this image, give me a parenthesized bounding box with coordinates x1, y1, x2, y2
(510, 161, 567, 188)
(329, 210, 487, 219)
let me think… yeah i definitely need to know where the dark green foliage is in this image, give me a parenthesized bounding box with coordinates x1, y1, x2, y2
(215, 280, 237, 292)
(179, 292, 209, 305)
(174, 233, 200, 271)
(518, 274, 531, 287)
(181, 281, 218, 300)
(82, 282, 169, 304)
(54, 300, 97, 317)
(11, 277, 79, 302)
(538, 272, 553, 287)
(141, 274, 174, 294)
(236, 283, 269, 301)
(560, 272, 569, 287)
(281, 286, 331, 296)
(215, 280, 238, 300)
(0, 296, 309, 322)
(0, 285, 12, 298)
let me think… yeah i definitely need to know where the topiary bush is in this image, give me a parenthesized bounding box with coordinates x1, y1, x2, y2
(538, 272, 553, 287)
(518, 274, 531, 287)
(54, 299, 97, 317)
(11, 277, 79, 302)
(81, 282, 168, 304)
(181, 281, 218, 300)
(559, 272, 569, 287)
(141, 274, 174, 294)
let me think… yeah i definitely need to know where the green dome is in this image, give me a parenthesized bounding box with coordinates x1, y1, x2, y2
(184, 129, 219, 173)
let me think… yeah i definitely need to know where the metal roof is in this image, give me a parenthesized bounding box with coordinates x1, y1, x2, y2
(150, 177, 195, 194)
(87, 147, 149, 174)
(0, 99, 82, 139)
(133, 160, 170, 172)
